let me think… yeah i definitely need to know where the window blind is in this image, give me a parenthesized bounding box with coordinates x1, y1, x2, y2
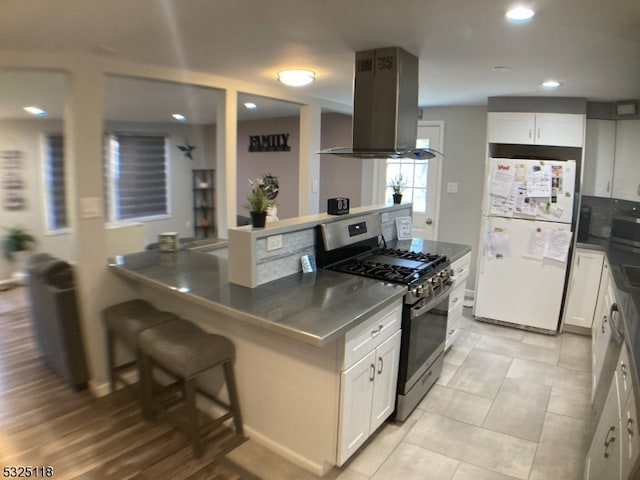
(107, 134, 168, 221)
(45, 134, 68, 230)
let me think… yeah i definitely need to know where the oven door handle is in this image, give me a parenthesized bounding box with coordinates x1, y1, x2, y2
(410, 283, 451, 319)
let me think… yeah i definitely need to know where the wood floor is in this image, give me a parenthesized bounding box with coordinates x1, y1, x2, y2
(0, 287, 258, 480)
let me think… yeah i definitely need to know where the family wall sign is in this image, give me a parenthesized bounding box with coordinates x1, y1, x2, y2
(248, 133, 291, 152)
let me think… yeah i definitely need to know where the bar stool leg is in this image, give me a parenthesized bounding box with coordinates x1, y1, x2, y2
(140, 352, 155, 421)
(184, 378, 203, 458)
(106, 328, 117, 393)
(223, 361, 244, 437)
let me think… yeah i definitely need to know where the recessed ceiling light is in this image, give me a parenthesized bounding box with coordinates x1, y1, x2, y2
(277, 69, 315, 87)
(506, 6, 535, 21)
(23, 106, 47, 116)
(172, 113, 187, 122)
(542, 80, 561, 89)
(244, 102, 257, 110)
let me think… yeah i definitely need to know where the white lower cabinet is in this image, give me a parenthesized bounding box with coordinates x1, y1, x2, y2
(586, 344, 640, 480)
(585, 375, 621, 480)
(592, 262, 613, 400)
(337, 302, 402, 466)
(564, 248, 604, 329)
(446, 251, 471, 350)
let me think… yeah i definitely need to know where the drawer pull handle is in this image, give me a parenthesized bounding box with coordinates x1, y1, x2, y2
(603, 426, 616, 458)
(602, 315, 608, 334)
(377, 357, 384, 374)
(621, 362, 627, 378)
(369, 364, 375, 382)
(448, 329, 455, 335)
(371, 325, 383, 337)
(452, 297, 459, 304)
(628, 418, 635, 436)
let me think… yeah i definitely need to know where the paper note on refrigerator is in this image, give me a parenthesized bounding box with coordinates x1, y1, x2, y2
(543, 230, 573, 262)
(485, 230, 511, 259)
(526, 164, 552, 197)
(491, 165, 515, 198)
(524, 228, 551, 260)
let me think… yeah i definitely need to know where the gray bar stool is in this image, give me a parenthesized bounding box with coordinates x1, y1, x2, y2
(102, 299, 178, 392)
(138, 319, 245, 458)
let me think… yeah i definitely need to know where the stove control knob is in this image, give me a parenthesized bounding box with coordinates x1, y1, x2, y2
(415, 285, 424, 297)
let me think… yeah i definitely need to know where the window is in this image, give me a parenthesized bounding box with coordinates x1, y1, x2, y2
(104, 133, 168, 221)
(44, 134, 68, 230)
(385, 139, 430, 211)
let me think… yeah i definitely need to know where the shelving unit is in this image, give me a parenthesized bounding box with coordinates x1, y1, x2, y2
(192, 169, 216, 239)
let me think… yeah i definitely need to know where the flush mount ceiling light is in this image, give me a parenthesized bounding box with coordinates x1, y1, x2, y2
(506, 6, 535, 21)
(542, 80, 561, 88)
(172, 113, 187, 121)
(277, 69, 315, 87)
(23, 106, 47, 116)
(244, 102, 257, 110)
(492, 66, 512, 72)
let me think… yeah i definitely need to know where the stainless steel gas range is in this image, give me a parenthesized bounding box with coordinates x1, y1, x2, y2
(315, 214, 453, 421)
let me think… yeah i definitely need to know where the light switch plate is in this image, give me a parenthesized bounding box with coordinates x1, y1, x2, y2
(80, 197, 101, 218)
(267, 234, 283, 251)
(447, 182, 459, 194)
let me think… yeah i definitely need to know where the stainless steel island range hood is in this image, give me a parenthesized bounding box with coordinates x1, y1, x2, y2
(318, 46, 441, 160)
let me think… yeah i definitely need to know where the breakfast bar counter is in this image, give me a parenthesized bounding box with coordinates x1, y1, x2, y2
(109, 247, 406, 347)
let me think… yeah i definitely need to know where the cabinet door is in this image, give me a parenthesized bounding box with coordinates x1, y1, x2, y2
(583, 119, 616, 197)
(445, 282, 465, 350)
(563, 249, 604, 329)
(621, 392, 640, 480)
(593, 272, 615, 400)
(534, 113, 584, 147)
(585, 376, 621, 480)
(370, 330, 401, 433)
(612, 119, 640, 201)
(337, 350, 376, 466)
(487, 112, 535, 144)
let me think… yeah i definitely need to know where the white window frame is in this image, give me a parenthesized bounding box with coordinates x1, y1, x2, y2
(41, 133, 70, 233)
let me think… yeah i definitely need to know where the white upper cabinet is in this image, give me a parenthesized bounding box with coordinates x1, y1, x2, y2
(487, 112, 585, 147)
(612, 119, 640, 201)
(583, 119, 616, 197)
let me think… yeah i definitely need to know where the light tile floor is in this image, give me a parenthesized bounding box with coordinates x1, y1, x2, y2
(228, 308, 592, 480)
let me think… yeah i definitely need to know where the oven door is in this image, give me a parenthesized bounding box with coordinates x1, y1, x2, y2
(398, 287, 450, 394)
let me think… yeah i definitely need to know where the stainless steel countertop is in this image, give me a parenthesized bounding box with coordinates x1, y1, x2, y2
(109, 248, 407, 347)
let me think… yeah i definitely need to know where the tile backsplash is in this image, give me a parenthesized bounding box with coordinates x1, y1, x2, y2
(254, 206, 413, 285)
(581, 195, 640, 238)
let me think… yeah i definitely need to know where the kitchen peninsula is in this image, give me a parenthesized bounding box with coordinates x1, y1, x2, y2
(108, 204, 470, 475)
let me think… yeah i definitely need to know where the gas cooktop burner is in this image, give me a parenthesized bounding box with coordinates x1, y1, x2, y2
(329, 248, 448, 285)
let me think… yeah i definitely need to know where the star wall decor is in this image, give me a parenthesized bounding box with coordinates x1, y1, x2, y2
(177, 143, 196, 159)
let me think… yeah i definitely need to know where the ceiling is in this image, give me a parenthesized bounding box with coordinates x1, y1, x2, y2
(1, 0, 639, 123)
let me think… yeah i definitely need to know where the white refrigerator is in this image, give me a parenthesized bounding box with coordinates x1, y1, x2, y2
(474, 157, 577, 332)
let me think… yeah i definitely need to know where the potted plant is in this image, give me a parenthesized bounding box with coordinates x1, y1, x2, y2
(389, 174, 407, 204)
(245, 178, 275, 228)
(2, 226, 36, 284)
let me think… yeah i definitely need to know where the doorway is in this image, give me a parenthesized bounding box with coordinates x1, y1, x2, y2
(377, 121, 443, 239)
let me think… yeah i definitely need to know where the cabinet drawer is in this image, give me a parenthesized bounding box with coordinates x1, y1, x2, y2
(450, 252, 471, 285)
(616, 345, 633, 410)
(445, 298, 464, 350)
(448, 282, 466, 311)
(344, 302, 402, 368)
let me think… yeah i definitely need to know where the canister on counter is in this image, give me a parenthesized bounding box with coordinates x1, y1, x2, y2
(158, 232, 180, 252)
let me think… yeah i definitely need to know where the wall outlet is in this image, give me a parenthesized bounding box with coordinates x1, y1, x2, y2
(381, 212, 390, 222)
(267, 234, 283, 251)
(447, 182, 459, 194)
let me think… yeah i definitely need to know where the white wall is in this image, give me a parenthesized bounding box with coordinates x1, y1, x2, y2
(419, 106, 488, 290)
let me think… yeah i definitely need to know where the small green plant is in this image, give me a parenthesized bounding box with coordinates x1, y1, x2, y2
(389, 174, 407, 194)
(245, 178, 276, 213)
(2, 226, 35, 261)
